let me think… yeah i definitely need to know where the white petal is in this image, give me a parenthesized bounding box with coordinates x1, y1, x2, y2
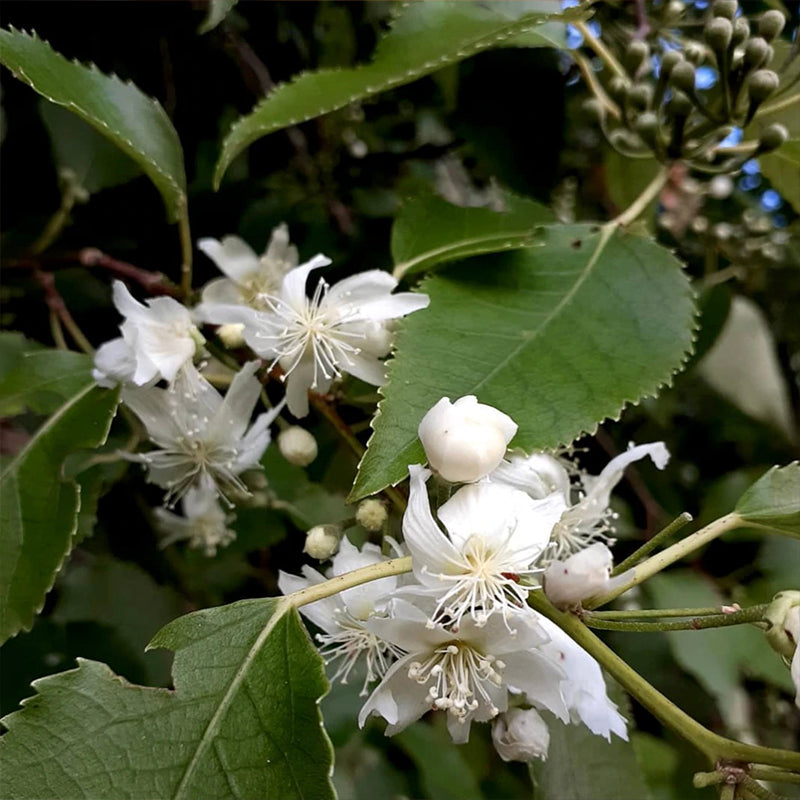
(792, 646, 800, 710)
(544, 543, 614, 608)
(502, 650, 569, 722)
(133, 325, 195, 384)
(200, 277, 245, 308)
(122, 385, 181, 446)
(93, 337, 136, 387)
(280, 255, 332, 311)
(324, 269, 398, 309)
(350, 291, 430, 322)
(278, 567, 340, 634)
(490, 453, 571, 500)
(284, 362, 315, 418)
(198, 235, 260, 283)
(333, 539, 398, 620)
(112, 280, 147, 320)
(340, 351, 388, 386)
(359, 653, 431, 734)
(211, 361, 262, 443)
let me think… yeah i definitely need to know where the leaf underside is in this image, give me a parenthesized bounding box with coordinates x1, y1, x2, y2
(735, 462, 800, 539)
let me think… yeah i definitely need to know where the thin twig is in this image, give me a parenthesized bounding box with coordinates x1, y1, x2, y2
(78, 248, 181, 297)
(35, 271, 94, 355)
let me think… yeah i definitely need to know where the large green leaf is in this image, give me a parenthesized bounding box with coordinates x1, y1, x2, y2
(0, 383, 119, 642)
(391, 192, 554, 280)
(0, 27, 186, 220)
(0, 349, 94, 416)
(213, 1, 582, 187)
(351, 223, 696, 500)
(0, 598, 335, 800)
(735, 462, 800, 539)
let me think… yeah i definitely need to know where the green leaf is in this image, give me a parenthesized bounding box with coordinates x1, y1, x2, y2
(391, 192, 554, 280)
(735, 463, 800, 539)
(213, 1, 582, 187)
(40, 101, 142, 195)
(0, 598, 335, 800)
(351, 223, 696, 500)
(198, 0, 238, 34)
(604, 150, 661, 225)
(530, 686, 652, 800)
(395, 721, 484, 800)
(0, 383, 119, 642)
(0, 332, 42, 381)
(0, 349, 94, 416)
(0, 27, 186, 220)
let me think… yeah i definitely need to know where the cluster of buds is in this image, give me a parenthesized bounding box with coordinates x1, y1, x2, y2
(584, 1, 790, 172)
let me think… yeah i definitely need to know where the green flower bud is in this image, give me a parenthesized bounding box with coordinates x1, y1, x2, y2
(712, 0, 737, 20)
(664, 1, 686, 22)
(704, 17, 733, 51)
(669, 60, 697, 93)
(684, 42, 706, 66)
(660, 50, 683, 79)
(731, 17, 750, 46)
(758, 10, 786, 42)
(581, 98, 605, 121)
(744, 37, 773, 70)
(758, 123, 788, 153)
(628, 83, 653, 110)
(634, 112, 660, 145)
(765, 591, 800, 658)
(624, 41, 650, 74)
(608, 75, 629, 101)
(667, 90, 693, 116)
(748, 69, 779, 104)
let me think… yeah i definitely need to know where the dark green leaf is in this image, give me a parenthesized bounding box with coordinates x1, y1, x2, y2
(392, 192, 554, 280)
(214, 2, 582, 187)
(0, 27, 186, 220)
(604, 150, 661, 224)
(352, 223, 696, 500)
(0, 598, 335, 800)
(0, 383, 119, 642)
(0, 332, 42, 381)
(736, 463, 800, 539)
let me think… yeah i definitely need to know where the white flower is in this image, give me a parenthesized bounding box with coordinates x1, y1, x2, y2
(97, 280, 202, 386)
(197, 257, 429, 417)
(154, 478, 236, 556)
(492, 707, 550, 762)
(277, 425, 318, 466)
(788, 607, 800, 709)
(359, 598, 567, 743)
(402, 465, 566, 629)
(303, 524, 342, 561)
(536, 615, 628, 741)
(123, 361, 281, 504)
(543, 543, 614, 609)
(490, 443, 670, 558)
(197, 224, 298, 316)
(418, 396, 518, 483)
(279, 539, 404, 695)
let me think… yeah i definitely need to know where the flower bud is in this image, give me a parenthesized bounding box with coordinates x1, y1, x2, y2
(757, 124, 788, 155)
(712, 0, 737, 20)
(418, 396, 517, 483)
(608, 76, 629, 102)
(659, 50, 683, 79)
(744, 37, 772, 70)
(581, 97, 605, 121)
(635, 112, 660, 147)
(628, 83, 653, 110)
(278, 426, 318, 467)
(669, 61, 696, 94)
(683, 42, 706, 66)
(708, 175, 734, 199)
(704, 17, 733, 52)
(748, 70, 779, 104)
(667, 90, 694, 117)
(765, 591, 800, 658)
(355, 498, 388, 532)
(492, 708, 550, 762)
(731, 17, 750, 46)
(544, 543, 614, 608)
(624, 41, 649, 74)
(758, 10, 786, 42)
(217, 322, 245, 349)
(664, 1, 685, 22)
(304, 524, 342, 560)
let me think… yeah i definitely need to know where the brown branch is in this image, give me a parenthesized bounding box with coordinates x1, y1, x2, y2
(78, 248, 182, 297)
(34, 270, 94, 355)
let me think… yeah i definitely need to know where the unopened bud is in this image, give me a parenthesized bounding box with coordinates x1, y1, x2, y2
(624, 41, 650, 74)
(758, 10, 786, 42)
(731, 17, 750, 46)
(765, 591, 800, 658)
(190, 326, 207, 354)
(758, 123, 788, 153)
(634, 112, 660, 146)
(217, 323, 245, 349)
(749, 69, 779, 103)
(608, 76, 629, 101)
(660, 50, 683, 79)
(278, 426, 318, 467)
(712, 0, 737, 20)
(704, 17, 733, 52)
(669, 60, 697, 93)
(684, 42, 706, 66)
(544, 543, 614, 608)
(418, 396, 517, 483)
(667, 90, 694, 116)
(744, 37, 772, 70)
(355, 498, 388, 532)
(304, 524, 342, 560)
(628, 83, 653, 110)
(492, 708, 550, 762)
(708, 175, 734, 199)
(582, 98, 605, 121)
(664, 1, 686, 22)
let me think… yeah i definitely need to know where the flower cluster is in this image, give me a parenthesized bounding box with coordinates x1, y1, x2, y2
(92, 225, 429, 552)
(281, 394, 669, 757)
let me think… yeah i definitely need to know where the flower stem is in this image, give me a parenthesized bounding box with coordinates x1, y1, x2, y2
(586, 512, 743, 609)
(574, 20, 629, 84)
(178, 202, 193, 299)
(612, 512, 694, 576)
(528, 592, 800, 771)
(611, 164, 671, 228)
(287, 556, 413, 609)
(741, 776, 792, 800)
(581, 604, 767, 632)
(749, 767, 800, 786)
(587, 606, 728, 620)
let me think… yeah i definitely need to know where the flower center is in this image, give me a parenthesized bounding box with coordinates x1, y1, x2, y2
(408, 641, 505, 723)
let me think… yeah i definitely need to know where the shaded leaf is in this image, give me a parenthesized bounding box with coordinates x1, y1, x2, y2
(0, 27, 186, 220)
(198, 0, 238, 35)
(0, 383, 119, 642)
(736, 462, 800, 539)
(214, 2, 582, 187)
(0, 598, 335, 800)
(0, 332, 42, 381)
(352, 224, 696, 500)
(392, 192, 554, 280)
(605, 150, 661, 224)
